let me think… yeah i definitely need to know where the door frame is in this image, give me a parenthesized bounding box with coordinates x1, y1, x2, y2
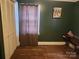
(0, 5, 5, 59)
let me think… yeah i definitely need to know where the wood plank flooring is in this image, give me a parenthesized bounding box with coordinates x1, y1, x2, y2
(11, 45, 79, 59)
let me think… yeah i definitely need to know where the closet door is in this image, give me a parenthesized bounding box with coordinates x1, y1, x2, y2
(19, 5, 38, 46)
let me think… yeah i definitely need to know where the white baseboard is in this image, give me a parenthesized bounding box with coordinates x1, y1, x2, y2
(38, 42, 65, 45)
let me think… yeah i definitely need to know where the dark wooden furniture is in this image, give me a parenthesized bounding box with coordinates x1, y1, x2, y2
(63, 33, 79, 54)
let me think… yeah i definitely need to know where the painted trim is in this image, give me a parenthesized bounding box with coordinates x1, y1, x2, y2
(50, 0, 78, 2)
(38, 4, 40, 35)
(38, 42, 65, 45)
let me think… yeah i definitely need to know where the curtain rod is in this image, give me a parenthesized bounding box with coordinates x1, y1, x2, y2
(19, 3, 39, 5)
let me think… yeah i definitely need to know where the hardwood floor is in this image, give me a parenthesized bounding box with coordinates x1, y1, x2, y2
(11, 45, 79, 59)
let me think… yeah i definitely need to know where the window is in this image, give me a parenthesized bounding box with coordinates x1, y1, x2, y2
(20, 4, 40, 35)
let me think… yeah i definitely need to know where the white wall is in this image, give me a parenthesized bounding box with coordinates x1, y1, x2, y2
(1, 0, 17, 59)
(14, 1, 20, 46)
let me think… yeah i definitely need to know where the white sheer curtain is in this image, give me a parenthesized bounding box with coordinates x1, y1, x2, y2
(21, 5, 38, 35)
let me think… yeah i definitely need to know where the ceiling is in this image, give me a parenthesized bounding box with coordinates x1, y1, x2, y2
(50, 0, 79, 2)
(16, 0, 79, 2)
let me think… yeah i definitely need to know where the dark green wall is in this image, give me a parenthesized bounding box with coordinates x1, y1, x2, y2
(72, 1, 79, 36)
(18, 0, 74, 41)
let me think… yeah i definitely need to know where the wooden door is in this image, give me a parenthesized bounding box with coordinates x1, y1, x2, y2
(19, 5, 38, 46)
